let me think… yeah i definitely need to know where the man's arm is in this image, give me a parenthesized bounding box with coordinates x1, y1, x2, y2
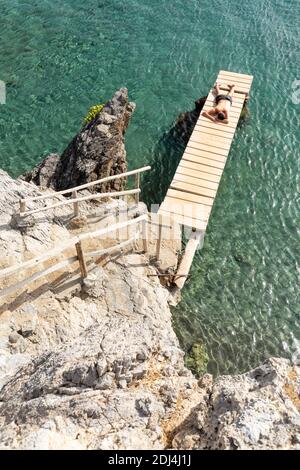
(202, 108, 217, 122)
(219, 109, 229, 124)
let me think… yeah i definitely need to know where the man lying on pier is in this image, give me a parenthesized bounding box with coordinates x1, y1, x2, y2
(202, 82, 236, 124)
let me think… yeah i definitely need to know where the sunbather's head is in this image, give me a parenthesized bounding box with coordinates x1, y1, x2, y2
(217, 112, 225, 121)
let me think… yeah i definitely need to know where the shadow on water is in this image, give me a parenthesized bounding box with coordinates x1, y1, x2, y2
(141, 97, 207, 208)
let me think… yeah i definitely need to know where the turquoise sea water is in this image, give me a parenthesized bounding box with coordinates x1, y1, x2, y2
(0, 0, 299, 374)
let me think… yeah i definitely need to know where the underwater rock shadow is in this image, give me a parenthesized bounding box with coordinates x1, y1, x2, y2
(141, 97, 207, 208)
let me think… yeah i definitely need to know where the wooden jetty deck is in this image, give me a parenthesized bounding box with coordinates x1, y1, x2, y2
(158, 70, 253, 288)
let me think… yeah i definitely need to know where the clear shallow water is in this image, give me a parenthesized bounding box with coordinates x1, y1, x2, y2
(0, 0, 299, 374)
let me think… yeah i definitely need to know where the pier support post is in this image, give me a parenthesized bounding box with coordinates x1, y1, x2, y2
(19, 199, 26, 214)
(156, 214, 163, 261)
(72, 191, 79, 217)
(142, 217, 148, 253)
(135, 173, 140, 204)
(75, 241, 87, 278)
(174, 231, 203, 289)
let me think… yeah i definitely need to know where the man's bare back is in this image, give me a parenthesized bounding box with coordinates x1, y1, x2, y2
(202, 83, 235, 124)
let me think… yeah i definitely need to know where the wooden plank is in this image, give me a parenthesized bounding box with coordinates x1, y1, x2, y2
(186, 142, 229, 157)
(0, 256, 78, 299)
(75, 241, 88, 278)
(218, 75, 253, 87)
(179, 160, 223, 178)
(195, 121, 236, 134)
(218, 75, 252, 87)
(185, 146, 227, 161)
(183, 153, 226, 170)
(171, 180, 216, 199)
(199, 113, 239, 128)
(22, 188, 141, 216)
(189, 133, 232, 149)
(193, 125, 234, 139)
(160, 200, 210, 223)
(156, 214, 163, 261)
(142, 219, 148, 253)
(0, 215, 147, 280)
(174, 162, 221, 184)
(161, 202, 211, 223)
(219, 70, 253, 80)
(217, 72, 253, 88)
(184, 147, 226, 163)
(219, 84, 250, 94)
(172, 175, 218, 196)
(72, 191, 79, 216)
(87, 236, 137, 258)
(167, 188, 214, 208)
(175, 169, 219, 189)
(158, 209, 207, 231)
(22, 166, 152, 204)
(174, 233, 202, 289)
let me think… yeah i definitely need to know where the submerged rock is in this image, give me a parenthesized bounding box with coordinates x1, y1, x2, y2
(173, 94, 250, 145)
(185, 341, 209, 377)
(22, 88, 136, 192)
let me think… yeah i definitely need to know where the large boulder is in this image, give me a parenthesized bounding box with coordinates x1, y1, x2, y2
(22, 88, 135, 192)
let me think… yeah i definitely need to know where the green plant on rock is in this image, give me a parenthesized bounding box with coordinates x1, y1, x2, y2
(185, 341, 209, 377)
(83, 103, 105, 125)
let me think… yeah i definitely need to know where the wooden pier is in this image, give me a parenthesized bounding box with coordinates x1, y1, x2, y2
(158, 70, 253, 288)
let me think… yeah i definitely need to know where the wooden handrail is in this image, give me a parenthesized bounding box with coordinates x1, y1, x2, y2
(20, 188, 140, 216)
(0, 214, 147, 280)
(20, 166, 151, 205)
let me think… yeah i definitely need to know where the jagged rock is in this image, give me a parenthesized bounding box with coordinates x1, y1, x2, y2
(22, 89, 135, 192)
(22, 154, 59, 188)
(174, 96, 207, 142)
(172, 358, 300, 450)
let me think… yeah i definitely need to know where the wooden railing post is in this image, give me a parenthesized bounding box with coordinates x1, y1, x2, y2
(19, 199, 26, 214)
(75, 241, 87, 278)
(135, 173, 140, 204)
(72, 190, 79, 217)
(156, 214, 163, 261)
(142, 217, 148, 253)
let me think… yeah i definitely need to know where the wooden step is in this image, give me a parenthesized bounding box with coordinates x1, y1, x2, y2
(182, 153, 226, 170)
(175, 167, 220, 188)
(158, 209, 207, 231)
(179, 160, 223, 178)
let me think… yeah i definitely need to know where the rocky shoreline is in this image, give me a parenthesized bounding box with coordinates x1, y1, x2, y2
(0, 89, 299, 450)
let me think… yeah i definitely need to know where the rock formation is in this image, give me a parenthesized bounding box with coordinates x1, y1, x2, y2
(0, 169, 299, 450)
(172, 358, 300, 450)
(23, 88, 135, 192)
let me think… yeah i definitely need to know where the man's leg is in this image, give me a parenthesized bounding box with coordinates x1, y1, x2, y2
(227, 84, 235, 97)
(213, 82, 221, 96)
